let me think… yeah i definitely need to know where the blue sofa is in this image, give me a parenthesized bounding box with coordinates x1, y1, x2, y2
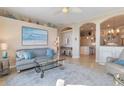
(16, 48, 56, 72)
(106, 49, 124, 75)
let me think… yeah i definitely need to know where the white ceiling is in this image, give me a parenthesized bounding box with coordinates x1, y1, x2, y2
(1, 7, 124, 27)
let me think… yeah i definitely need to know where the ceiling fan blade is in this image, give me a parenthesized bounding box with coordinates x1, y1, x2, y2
(70, 7, 82, 13)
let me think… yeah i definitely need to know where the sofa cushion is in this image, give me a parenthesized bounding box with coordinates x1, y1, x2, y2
(16, 56, 53, 66)
(16, 58, 35, 66)
(114, 60, 124, 66)
(46, 48, 54, 58)
(16, 51, 25, 59)
(35, 56, 52, 63)
(106, 62, 124, 74)
(23, 51, 35, 60)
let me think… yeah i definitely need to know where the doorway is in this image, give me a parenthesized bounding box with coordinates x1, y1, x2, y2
(80, 23, 96, 59)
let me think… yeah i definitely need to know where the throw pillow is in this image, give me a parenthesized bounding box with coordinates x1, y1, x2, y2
(46, 48, 54, 58)
(23, 51, 35, 60)
(16, 51, 25, 59)
(114, 60, 124, 66)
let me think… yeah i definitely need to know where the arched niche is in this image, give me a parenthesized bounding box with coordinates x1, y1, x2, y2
(80, 23, 96, 46)
(100, 15, 124, 46)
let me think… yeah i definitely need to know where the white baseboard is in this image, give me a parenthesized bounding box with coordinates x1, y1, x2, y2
(98, 62, 105, 65)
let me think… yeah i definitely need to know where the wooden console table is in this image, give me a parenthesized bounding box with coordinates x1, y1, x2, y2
(60, 47, 72, 56)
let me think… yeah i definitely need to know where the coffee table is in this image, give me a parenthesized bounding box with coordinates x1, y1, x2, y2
(34, 57, 65, 78)
(113, 74, 124, 86)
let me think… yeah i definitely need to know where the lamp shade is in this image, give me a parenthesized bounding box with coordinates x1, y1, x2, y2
(1, 43, 8, 50)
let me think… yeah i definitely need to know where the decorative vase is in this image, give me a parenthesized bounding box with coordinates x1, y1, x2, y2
(2, 51, 8, 59)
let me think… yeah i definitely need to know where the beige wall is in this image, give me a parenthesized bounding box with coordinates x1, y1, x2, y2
(0, 16, 58, 67)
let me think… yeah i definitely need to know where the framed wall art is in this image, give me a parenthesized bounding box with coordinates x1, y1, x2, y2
(22, 26, 48, 45)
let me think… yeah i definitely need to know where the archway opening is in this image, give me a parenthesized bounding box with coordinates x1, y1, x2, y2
(80, 23, 96, 60)
(60, 27, 73, 57)
(100, 15, 124, 46)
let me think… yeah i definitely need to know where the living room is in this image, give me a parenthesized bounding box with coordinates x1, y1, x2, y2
(0, 6, 124, 87)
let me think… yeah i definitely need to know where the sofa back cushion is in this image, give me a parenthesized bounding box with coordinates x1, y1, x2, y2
(16, 48, 49, 58)
(23, 51, 35, 60)
(114, 60, 124, 66)
(31, 48, 48, 57)
(46, 48, 54, 58)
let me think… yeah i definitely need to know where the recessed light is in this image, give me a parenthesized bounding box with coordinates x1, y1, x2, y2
(86, 37, 89, 39)
(111, 29, 114, 33)
(62, 7, 69, 13)
(108, 30, 111, 33)
(107, 24, 110, 27)
(116, 29, 120, 33)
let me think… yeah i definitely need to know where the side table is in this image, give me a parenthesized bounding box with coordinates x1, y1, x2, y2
(0, 58, 10, 76)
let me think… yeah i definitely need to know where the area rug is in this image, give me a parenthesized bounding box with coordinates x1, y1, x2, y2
(5, 63, 114, 86)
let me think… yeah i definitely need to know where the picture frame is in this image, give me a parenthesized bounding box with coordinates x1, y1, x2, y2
(22, 26, 48, 46)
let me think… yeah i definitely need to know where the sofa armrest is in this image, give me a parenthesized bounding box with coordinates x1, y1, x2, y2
(53, 54, 58, 59)
(16, 57, 24, 61)
(106, 57, 118, 63)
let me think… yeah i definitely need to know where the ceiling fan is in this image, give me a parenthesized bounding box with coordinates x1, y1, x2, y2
(55, 7, 82, 15)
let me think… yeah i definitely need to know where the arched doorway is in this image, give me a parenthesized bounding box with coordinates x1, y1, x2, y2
(100, 15, 124, 46)
(60, 27, 73, 57)
(80, 23, 96, 59)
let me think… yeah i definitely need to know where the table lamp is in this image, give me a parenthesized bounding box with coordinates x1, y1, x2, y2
(1, 43, 8, 59)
